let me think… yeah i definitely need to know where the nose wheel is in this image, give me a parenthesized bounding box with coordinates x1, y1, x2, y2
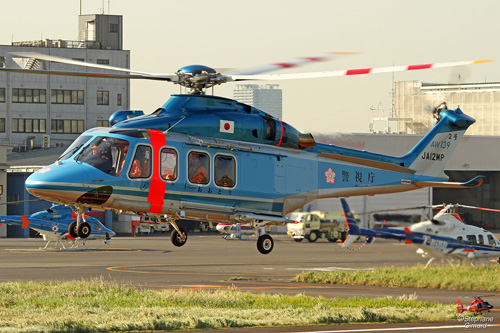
(70, 206, 91, 239)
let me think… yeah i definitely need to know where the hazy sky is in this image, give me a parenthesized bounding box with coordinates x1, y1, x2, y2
(2, 0, 499, 133)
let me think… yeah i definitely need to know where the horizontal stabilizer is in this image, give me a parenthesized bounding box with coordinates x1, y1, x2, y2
(342, 234, 360, 248)
(414, 175, 484, 189)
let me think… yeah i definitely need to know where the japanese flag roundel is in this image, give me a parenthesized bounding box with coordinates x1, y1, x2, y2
(220, 120, 234, 134)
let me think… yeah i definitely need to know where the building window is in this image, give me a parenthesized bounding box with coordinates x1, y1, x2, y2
(0, 88, 5, 102)
(97, 59, 109, 65)
(12, 88, 46, 103)
(97, 120, 109, 127)
(0, 56, 5, 68)
(51, 119, 84, 134)
(0, 119, 5, 132)
(214, 154, 236, 187)
(12, 118, 46, 133)
(117, 93, 122, 106)
(110, 23, 118, 33)
(97, 90, 109, 105)
(51, 90, 84, 104)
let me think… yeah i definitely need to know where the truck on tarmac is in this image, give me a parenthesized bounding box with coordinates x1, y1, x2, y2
(287, 211, 348, 243)
(140, 215, 170, 234)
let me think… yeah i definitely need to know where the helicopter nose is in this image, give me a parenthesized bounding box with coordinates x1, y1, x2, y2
(25, 162, 91, 204)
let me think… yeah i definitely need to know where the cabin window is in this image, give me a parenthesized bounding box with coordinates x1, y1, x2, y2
(466, 235, 477, 245)
(478, 235, 484, 245)
(457, 236, 463, 244)
(76, 137, 130, 176)
(160, 148, 177, 181)
(129, 145, 152, 179)
(488, 235, 496, 246)
(214, 154, 236, 188)
(93, 221, 102, 231)
(58, 135, 92, 161)
(188, 151, 209, 185)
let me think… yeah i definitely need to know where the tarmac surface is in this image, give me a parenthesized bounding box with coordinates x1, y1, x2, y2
(1, 232, 499, 332)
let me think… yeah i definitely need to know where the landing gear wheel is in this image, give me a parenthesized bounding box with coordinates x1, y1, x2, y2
(257, 234, 274, 254)
(77, 222, 91, 239)
(171, 227, 187, 247)
(307, 231, 318, 242)
(68, 222, 78, 238)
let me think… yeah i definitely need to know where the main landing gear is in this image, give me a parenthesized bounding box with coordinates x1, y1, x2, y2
(252, 220, 274, 255)
(256, 234, 274, 254)
(165, 217, 187, 247)
(164, 216, 275, 255)
(68, 207, 91, 239)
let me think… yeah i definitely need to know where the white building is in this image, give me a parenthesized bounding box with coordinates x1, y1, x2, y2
(0, 14, 130, 150)
(234, 84, 282, 119)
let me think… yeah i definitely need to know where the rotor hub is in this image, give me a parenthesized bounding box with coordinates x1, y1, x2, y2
(175, 65, 225, 94)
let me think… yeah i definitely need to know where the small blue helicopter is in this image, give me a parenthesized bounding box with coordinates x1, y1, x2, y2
(1, 52, 492, 254)
(340, 198, 500, 267)
(0, 205, 115, 249)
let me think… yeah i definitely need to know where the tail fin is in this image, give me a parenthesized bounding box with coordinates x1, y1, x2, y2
(404, 227, 413, 244)
(21, 216, 30, 229)
(340, 198, 360, 248)
(457, 298, 464, 313)
(400, 108, 475, 178)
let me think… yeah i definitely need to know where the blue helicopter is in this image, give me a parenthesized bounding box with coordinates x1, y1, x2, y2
(340, 198, 500, 267)
(1, 53, 491, 254)
(0, 205, 115, 249)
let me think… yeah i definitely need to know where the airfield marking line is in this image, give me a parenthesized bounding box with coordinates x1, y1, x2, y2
(284, 324, 500, 332)
(5, 248, 141, 254)
(106, 269, 292, 277)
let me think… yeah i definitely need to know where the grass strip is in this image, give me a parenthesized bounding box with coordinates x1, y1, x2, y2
(0, 279, 455, 332)
(292, 264, 500, 291)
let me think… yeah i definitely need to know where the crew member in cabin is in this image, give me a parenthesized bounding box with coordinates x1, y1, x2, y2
(188, 152, 208, 184)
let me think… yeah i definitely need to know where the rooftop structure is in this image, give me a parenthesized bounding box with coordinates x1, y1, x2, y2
(234, 84, 282, 119)
(0, 14, 130, 150)
(384, 81, 500, 135)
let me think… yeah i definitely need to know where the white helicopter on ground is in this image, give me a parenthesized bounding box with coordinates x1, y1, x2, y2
(215, 222, 255, 240)
(341, 198, 500, 267)
(0, 52, 492, 254)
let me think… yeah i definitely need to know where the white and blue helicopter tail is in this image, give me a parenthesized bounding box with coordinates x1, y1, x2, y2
(399, 107, 474, 179)
(340, 198, 369, 248)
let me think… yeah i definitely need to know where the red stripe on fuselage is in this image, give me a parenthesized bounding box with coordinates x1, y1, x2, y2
(277, 120, 284, 146)
(146, 129, 167, 214)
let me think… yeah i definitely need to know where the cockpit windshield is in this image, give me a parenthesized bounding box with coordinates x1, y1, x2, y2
(58, 135, 92, 161)
(76, 137, 130, 176)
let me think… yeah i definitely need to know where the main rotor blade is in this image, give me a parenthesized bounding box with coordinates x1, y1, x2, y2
(226, 52, 358, 75)
(456, 204, 500, 213)
(12, 52, 164, 76)
(0, 67, 174, 81)
(227, 60, 494, 81)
